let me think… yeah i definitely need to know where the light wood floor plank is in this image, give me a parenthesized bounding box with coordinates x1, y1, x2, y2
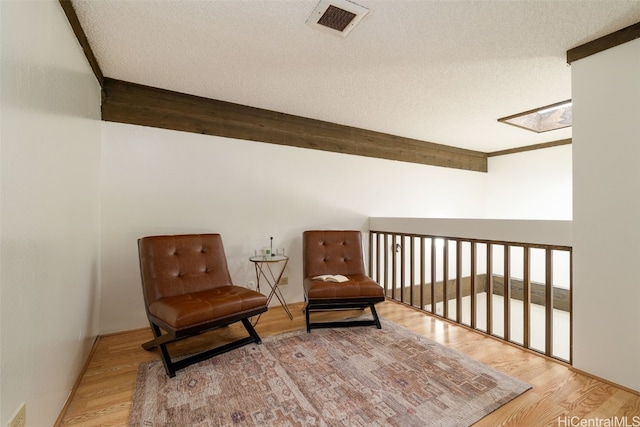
(58, 300, 640, 426)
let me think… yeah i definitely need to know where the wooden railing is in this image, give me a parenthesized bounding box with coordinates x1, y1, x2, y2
(369, 230, 572, 364)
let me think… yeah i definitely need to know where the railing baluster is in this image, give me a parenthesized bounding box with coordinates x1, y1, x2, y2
(443, 238, 449, 319)
(400, 235, 406, 304)
(375, 232, 380, 283)
(392, 234, 398, 301)
(456, 240, 462, 323)
(545, 248, 554, 357)
(431, 238, 436, 315)
(369, 231, 374, 279)
(383, 233, 389, 296)
(486, 243, 493, 335)
(569, 249, 573, 364)
(410, 236, 415, 307)
(470, 241, 477, 329)
(420, 237, 425, 311)
(504, 244, 511, 341)
(523, 246, 531, 349)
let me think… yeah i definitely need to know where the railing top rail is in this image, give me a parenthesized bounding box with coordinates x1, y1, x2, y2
(369, 217, 572, 248)
(370, 230, 572, 252)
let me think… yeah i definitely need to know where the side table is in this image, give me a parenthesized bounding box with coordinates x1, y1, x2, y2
(249, 255, 293, 324)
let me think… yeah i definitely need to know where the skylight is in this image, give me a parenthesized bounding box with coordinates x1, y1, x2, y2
(498, 100, 572, 133)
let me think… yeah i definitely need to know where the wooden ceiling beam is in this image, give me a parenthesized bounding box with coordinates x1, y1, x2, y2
(488, 139, 572, 157)
(59, 0, 103, 85)
(567, 22, 640, 64)
(101, 78, 488, 172)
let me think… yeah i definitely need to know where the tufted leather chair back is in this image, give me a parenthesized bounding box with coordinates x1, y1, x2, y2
(138, 234, 233, 306)
(303, 230, 366, 279)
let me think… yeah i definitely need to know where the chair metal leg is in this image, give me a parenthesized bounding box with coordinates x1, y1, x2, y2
(158, 343, 176, 377)
(370, 303, 382, 329)
(142, 323, 175, 350)
(141, 323, 162, 350)
(142, 322, 177, 377)
(241, 318, 262, 344)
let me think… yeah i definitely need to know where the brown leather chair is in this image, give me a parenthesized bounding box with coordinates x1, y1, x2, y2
(303, 230, 385, 332)
(138, 233, 268, 377)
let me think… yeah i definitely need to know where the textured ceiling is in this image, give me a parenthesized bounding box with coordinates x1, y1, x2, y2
(72, 0, 640, 152)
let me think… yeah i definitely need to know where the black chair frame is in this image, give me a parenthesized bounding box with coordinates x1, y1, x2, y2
(304, 296, 384, 332)
(142, 306, 266, 377)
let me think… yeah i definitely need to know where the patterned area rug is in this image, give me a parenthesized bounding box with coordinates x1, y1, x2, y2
(130, 320, 530, 426)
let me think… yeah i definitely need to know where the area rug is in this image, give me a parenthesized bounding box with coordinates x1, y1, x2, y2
(129, 320, 530, 426)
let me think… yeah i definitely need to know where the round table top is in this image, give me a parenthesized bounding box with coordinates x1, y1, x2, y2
(249, 255, 288, 262)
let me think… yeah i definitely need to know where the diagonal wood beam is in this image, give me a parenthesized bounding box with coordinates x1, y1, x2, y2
(59, 0, 103, 85)
(488, 139, 572, 157)
(567, 22, 640, 64)
(101, 78, 488, 172)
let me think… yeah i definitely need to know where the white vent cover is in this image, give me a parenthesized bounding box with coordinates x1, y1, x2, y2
(306, 0, 369, 37)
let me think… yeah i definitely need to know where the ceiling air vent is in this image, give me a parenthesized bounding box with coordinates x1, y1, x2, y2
(307, 0, 369, 37)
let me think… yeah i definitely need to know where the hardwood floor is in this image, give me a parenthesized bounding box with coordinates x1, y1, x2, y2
(58, 300, 640, 426)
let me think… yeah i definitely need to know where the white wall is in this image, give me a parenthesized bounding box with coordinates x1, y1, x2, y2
(572, 38, 640, 392)
(486, 144, 573, 220)
(99, 122, 487, 333)
(0, 1, 102, 425)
